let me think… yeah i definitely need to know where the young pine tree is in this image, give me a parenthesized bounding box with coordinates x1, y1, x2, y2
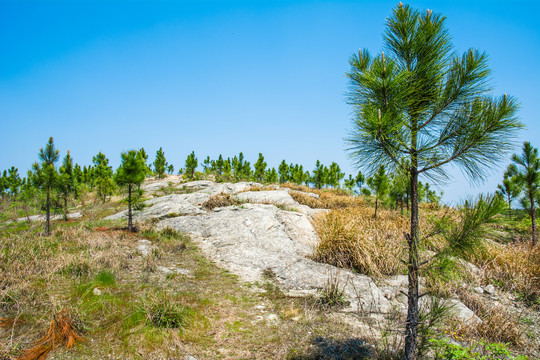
(311, 160, 326, 189)
(184, 151, 198, 180)
(37, 137, 60, 236)
(278, 160, 289, 184)
(153, 147, 167, 179)
(346, 4, 521, 358)
(58, 150, 75, 220)
(497, 165, 521, 213)
(254, 153, 267, 182)
(367, 165, 389, 218)
(509, 141, 540, 244)
(115, 150, 147, 232)
(92, 151, 114, 203)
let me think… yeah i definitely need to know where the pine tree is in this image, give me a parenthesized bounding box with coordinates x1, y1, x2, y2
(345, 4, 521, 358)
(153, 147, 167, 179)
(509, 142, 540, 244)
(254, 153, 267, 182)
(185, 151, 198, 180)
(6, 167, 22, 198)
(167, 164, 174, 175)
(92, 151, 114, 203)
(311, 160, 326, 189)
(367, 165, 389, 218)
(278, 160, 289, 184)
(344, 174, 356, 192)
(115, 150, 147, 232)
(264, 167, 278, 184)
(202, 156, 212, 174)
(355, 171, 365, 192)
(58, 151, 75, 220)
(327, 162, 345, 188)
(497, 165, 521, 212)
(36, 137, 60, 236)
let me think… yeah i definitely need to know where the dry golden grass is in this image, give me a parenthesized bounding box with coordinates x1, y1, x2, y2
(472, 241, 539, 304)
(287, 187, 363, 210)
(313, 206, 408, 276)
(452, 290, 525, 347)
(202, 193, 242, 210)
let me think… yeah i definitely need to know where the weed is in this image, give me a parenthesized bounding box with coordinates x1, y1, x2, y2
(317, 273, 349, 310)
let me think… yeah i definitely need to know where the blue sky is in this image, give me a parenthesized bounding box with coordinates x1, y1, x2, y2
(1, 0, 539, 204)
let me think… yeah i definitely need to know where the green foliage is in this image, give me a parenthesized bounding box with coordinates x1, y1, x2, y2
(311, 160, 325, 189)
(153, 147, 167, 179)
(92, 151, 114, 203)
(264, 167, 278, 184)
(430, 339, 529, 359)
(509, 141, 540, 244)
(115, 150, 147, 231)
(58, 150, 75, 218)
(145, 298, 193, 329)
(184, 151, 198, 180)
(367, 165, 389, 217)
(253, 153, 267, 182)
(345, 4, 522, 357)
(497, 165, 521, 211)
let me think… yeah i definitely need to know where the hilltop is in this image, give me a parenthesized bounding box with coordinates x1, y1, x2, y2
(0, 176, 538, 359)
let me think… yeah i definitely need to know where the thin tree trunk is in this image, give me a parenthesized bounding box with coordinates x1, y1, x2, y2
(46, 185, 50, 236)
(405, 115, 420, 359)
(64, 193, 68, 221)
(128, 184, 133, 232)
(374, 197, 378, 218)
(530, 193, 537, 245)
(404, 166, 419, 360)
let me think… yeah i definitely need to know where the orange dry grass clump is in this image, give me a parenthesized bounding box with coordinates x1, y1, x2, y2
(313, 206, 408, 276)
(17, 311, 84, 360)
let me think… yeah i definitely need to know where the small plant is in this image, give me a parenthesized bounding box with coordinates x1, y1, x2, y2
(317, 273, 349, 310)
(145, 297, 193, 329)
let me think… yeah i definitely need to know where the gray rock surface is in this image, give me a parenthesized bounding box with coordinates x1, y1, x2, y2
(106, 180, 484, 322)
(137, 239, 152, 257)
(234, 190, 297, 206)
(15, 212, 82, 223)
(158, 203, 391, 314)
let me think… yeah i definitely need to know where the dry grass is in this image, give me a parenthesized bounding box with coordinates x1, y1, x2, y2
(472, 241, 540, 305)
(452, 290, 525, 347)
(313, 206, 408, 277)
(202, 193, 243, 210)
(289, 188, 363, 210)
(16, 310, 84, 360)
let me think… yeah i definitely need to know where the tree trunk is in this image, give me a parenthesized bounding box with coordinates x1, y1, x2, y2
(46, 185, 50, 236)
(374, 196, 378, 218)
(530, 192, 537, 245)
(128, 184, 133, 232)
(63, 193, 68, 221)
(404, 166, 419, 360)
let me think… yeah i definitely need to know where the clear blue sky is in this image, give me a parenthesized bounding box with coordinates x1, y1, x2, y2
(1, 0, 539, 204)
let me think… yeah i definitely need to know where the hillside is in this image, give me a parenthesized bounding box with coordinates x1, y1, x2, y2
(0, 176, 538, 359)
